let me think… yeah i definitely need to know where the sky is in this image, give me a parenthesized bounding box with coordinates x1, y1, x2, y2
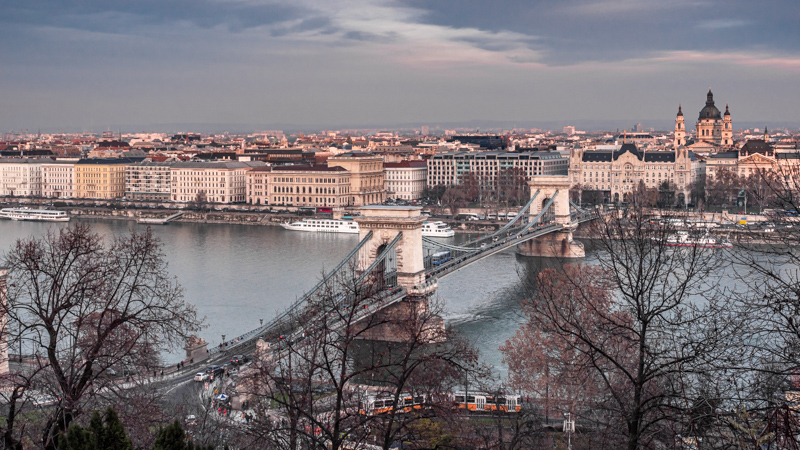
(2, 0, 799, 132)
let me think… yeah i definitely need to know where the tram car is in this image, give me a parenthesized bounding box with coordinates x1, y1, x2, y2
(453, 392, 522, 413)
(360, 393, 427, 415)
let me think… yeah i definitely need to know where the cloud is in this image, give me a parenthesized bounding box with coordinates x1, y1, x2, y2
(696, 19, 749, 30)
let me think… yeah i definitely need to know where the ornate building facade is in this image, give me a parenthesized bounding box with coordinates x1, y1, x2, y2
(570, 143, 700, 204)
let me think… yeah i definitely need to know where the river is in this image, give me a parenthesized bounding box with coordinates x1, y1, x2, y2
(0, 217, 586, 378)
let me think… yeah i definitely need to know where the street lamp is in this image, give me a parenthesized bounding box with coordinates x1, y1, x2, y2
(259, 318, 263, 327)
(221, 334, 226, 347)
(563, 412, 575, 450)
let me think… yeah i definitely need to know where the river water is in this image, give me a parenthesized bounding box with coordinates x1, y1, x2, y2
(0, 218, 583, 377)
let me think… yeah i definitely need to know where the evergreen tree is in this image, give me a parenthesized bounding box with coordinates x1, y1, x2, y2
(100, 408, 132, 450)
(57, 424, 90, 450)
(87, 411, 104, 449)
(152, 420, 188, 450)
(54, 408, 131, 450)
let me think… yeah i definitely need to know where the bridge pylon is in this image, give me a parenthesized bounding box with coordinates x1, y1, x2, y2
(518, 176, 585, 258)
(353, 206, 442, 342)
(354, 206, 433, 293)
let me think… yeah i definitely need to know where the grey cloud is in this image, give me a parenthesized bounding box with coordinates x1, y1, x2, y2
(397, 0, 800, 65)
(696, 19, 749, 30)
(342, 30, 398, 44)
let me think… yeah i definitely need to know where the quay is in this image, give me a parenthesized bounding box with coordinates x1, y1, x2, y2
(136, 211, 185, 225)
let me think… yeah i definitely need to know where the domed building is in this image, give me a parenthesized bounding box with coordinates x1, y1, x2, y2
(690, 89, 733, 147)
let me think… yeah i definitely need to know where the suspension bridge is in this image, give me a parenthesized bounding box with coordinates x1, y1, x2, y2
(195, 176, 601, 358)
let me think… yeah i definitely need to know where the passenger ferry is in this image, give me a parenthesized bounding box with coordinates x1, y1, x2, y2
(653, 230, 732, 249)
(421, 221, 455, 238)
(0, 207, 70, 222)
(280, 218, 359, 234)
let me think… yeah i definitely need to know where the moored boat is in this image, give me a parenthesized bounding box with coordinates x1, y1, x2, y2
(421, 221, 455, 238)
(652, 230, 732, 248)
(0, 207, 70, 222)
(280, 218, 359, 234)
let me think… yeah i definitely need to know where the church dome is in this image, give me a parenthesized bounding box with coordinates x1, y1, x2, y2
(698, 89, 721, 120)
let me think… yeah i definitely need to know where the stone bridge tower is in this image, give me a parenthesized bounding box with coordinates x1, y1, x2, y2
(353, 206, 441, 342)
(517, 175, 585, 258)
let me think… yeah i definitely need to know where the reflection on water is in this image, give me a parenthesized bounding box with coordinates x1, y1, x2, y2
(0, 219, 578, 375)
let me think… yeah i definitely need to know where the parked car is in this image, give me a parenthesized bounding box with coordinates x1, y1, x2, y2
(194, 372, 209, 382)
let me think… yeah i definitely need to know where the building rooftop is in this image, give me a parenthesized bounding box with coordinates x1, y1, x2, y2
(170, 161, 252, 169)
(271, 164, 347, 172)
(384, 160, 427, 168)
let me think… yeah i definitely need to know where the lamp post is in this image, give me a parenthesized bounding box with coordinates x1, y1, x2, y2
(260, 318, 263, 327)
(221, 334, 226, 347)
(563, 412, 575, 450)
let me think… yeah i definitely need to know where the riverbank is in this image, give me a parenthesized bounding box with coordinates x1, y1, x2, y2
(49, 205, 503, 233)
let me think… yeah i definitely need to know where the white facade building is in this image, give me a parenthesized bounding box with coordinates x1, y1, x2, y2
(384, 160, 427, 201)
(170, 161, 263, 204)
(41, 161, 75, 198)
(0, 158, 44, 197)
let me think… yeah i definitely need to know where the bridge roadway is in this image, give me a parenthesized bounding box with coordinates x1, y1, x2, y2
(425, 211, 597, 279)
(149, 209, 601, 387)
(223, 211, 597, 353)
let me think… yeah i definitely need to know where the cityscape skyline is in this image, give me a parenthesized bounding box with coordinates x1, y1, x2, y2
(2, 1, 799, 132)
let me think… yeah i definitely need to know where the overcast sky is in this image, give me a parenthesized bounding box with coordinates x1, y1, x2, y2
(2, 0, 799, 132)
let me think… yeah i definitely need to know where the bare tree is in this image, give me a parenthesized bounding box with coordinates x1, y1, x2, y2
(497, 167, 530, 207)
(505, 209, 724, 449)
(744, 169, 778, 214)
(191, 190, 209, 213)
(0, 224, 203, 448)
(706, 167, 742, 208)
(238, 263, 479, 450)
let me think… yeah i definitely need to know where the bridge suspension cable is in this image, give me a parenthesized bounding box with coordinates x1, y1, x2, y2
(481, 190, 540, 239)
(356, 231, 403, 285)
(511, 191, 558, 238)
(265, 230, 374, 334)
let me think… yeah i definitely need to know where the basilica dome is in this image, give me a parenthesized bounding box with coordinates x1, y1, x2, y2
(698, 89, 721, 120)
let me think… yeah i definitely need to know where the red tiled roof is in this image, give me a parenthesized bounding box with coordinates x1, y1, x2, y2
(383, 160, 427, 168)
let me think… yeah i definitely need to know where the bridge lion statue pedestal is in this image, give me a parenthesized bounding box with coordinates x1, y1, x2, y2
(517, 176, 585, 259)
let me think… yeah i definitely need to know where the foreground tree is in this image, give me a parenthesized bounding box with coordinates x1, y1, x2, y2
(505, 209, 724, 449)
(56, 407, 132, 450)
(239, 262, 479, 450)
(0, 224, 203, 449)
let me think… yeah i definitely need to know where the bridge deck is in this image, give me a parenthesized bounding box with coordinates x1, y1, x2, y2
(182, 210, 600, 365)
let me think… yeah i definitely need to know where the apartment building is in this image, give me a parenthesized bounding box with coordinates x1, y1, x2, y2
(0, 158, 44, 197)
(384, 160, 427, 201)
(246, 166, 271, 205)
(75, 158, 139, 199)
(125, 160, 174, 201)
(170, 161, 263, 204)
(426, 151, 568, 188)
(327, 152, 385, 206)
(41, 161, 75, 198)
(267, 165, 351, 208)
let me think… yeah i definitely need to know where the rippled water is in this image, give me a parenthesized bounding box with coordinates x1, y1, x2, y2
(0, 218, 578, 377)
